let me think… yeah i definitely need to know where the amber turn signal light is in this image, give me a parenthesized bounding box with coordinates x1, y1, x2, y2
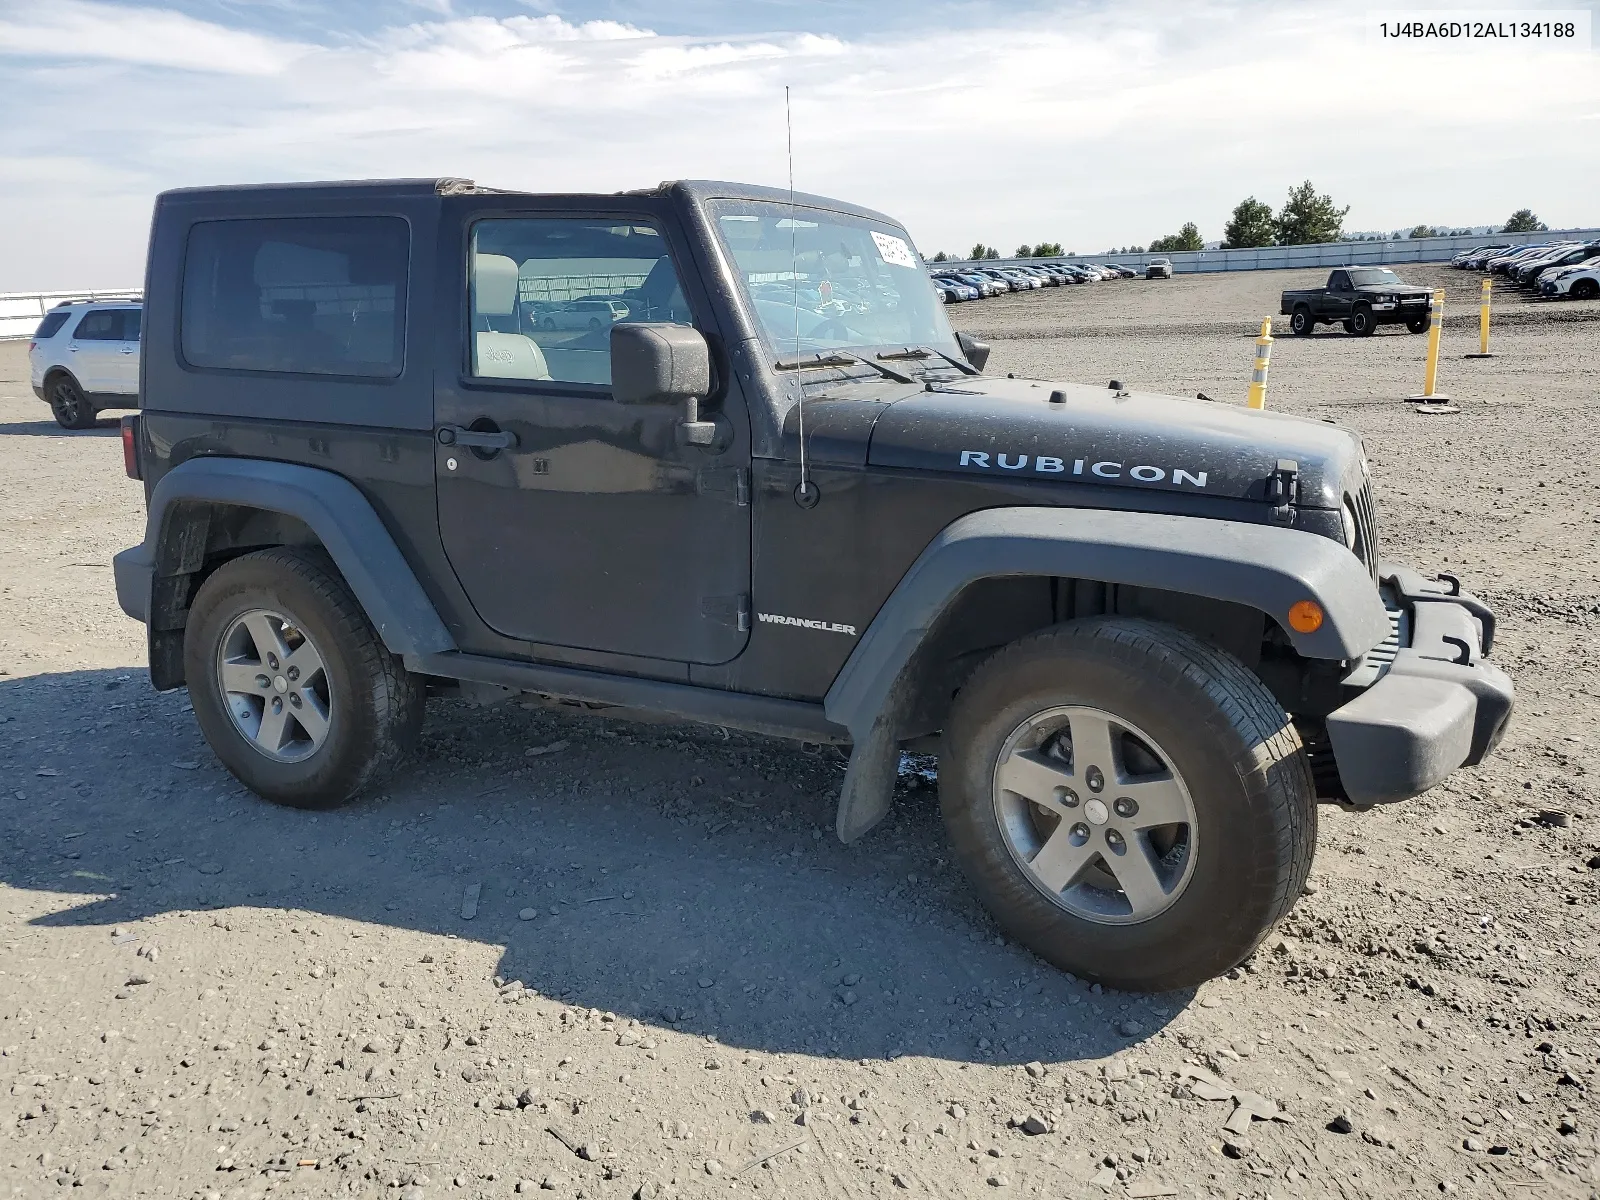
(1287, 600, 1324, 634)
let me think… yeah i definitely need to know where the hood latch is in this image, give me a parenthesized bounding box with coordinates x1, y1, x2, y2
(1266, 459, 1299, 525)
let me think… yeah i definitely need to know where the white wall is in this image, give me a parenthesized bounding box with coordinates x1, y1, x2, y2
(0, 290, 142, 340)
(934, 228, 1600, 275)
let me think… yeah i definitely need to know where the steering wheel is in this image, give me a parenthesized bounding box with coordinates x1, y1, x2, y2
(810, 314, 862, 341)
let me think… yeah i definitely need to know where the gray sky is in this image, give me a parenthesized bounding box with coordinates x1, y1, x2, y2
(1, 0, 1596, 289)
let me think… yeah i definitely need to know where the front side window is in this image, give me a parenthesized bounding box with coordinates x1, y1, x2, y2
(468, 218, 693, 387)
(708, 199, 957, 358)
(181, 217, 409, 378)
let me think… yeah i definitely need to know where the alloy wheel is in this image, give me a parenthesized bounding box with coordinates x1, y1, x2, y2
(992, 705, 1198, 924)
(216, 608, 333, 763)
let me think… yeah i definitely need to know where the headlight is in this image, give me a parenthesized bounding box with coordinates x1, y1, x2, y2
(1341, 501, 1360, 552)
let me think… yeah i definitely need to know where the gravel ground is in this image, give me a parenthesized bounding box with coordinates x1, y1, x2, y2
(2, 266, 1597, 1200)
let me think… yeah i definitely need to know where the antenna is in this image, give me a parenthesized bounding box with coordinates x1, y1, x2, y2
(786, 86, 817, 507)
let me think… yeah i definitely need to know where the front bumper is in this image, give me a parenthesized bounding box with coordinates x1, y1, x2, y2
(1324, 564, 1514, 806)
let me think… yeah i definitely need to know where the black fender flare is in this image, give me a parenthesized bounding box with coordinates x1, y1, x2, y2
(123, 456, 455, 660)
(821, 506, 1390, 842)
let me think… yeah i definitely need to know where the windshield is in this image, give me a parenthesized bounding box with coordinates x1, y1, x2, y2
(1348, 268, 1401, 286)
(708, 199, 958, 358)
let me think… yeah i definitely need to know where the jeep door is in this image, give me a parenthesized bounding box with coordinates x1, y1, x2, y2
(433, 198, 753, 665)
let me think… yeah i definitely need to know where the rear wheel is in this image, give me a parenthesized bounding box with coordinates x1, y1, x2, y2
(184, 547, 424, 809)
(940, 618, 1316, 991)
(1289, 306, 1315, 336)
(47, 375, 95, 429)
(1349, 305, 1375, 336)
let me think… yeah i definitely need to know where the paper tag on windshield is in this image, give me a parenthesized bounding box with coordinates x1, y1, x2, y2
(870, 230, 918, 269)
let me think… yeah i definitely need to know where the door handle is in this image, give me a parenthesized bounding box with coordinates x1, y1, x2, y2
(437, 425, 517, 451)
(67, 345, 79, 352)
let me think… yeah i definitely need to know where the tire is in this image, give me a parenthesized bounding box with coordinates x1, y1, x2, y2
(1572, 278, 1599, 301)
(1348, 305, 1375, 336)
(1406, 314, 1430, 334)
(47, 374, 95, 429)
(541, 318, 555, 331)
(1289, 306, 1315, 336)
(940, 617, 1316, 992)
(184, 547, 424, 810)
(587, 318, 603, 330)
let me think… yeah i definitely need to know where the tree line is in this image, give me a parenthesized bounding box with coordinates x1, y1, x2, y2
(937, 186, 1551, 261)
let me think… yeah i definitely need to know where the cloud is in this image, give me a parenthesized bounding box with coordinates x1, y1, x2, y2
(0, 0, 314, 75)
(0, 1, 1594, 288)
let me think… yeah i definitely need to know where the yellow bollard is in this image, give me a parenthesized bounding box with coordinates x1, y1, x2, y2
(1465, 278, 1494, 358)
(1406, 288, 1454, 409)
(1246, 317, 1273, 410)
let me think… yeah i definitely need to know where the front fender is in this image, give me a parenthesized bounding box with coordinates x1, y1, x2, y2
(821, 506, 1388, 842)
(131, 456, 455, 660)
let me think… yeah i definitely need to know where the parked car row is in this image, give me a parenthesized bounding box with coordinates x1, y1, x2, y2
(1451, 240, 1600, 300)
(929, 260, 1140, 302)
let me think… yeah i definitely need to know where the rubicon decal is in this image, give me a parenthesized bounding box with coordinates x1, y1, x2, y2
(757, 612, 858, 635)
(957, 450, 1208, 489)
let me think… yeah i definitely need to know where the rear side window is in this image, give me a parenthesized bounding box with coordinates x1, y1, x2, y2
(34, 310, 71, 339)
(74, 310, 124, 341)
(181, 217, 409, 378)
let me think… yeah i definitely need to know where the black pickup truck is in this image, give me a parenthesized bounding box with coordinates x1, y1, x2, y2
(1281, 268, 1433, 336)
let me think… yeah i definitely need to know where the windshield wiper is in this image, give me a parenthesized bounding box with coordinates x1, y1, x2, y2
(877, 346, 979, 376)
(773, 350, 915, 384)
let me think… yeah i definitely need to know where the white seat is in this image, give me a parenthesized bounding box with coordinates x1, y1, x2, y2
(473, 253, 550, 380)
(475, 330, 550, 380)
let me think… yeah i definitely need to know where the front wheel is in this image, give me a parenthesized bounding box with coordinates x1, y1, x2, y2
(1289, 306, 1315, 336)
(184, 547, 424, 809)
(1349, 305, 1375, 336)
(1406, 314, 1430, 334)
(1572, 278, 1599, 301)
(940, 618, 1316, 991)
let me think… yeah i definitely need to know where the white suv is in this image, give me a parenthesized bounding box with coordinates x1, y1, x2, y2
(28, 300, 143, 429)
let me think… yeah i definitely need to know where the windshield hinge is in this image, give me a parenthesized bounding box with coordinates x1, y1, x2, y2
(1266, 459, 1299, 525)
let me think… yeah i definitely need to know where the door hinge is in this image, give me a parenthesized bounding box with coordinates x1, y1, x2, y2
(696, 466, 749, 507)
(702, 593, 751, 632)
(1266, 458, 1299, 526)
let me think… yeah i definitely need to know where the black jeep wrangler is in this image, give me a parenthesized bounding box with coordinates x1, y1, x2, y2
(113, 179, 1513, 990)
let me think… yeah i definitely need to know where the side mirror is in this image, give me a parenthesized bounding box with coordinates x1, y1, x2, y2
(610, 323, 717, 445)
(956, 331, 991, 372)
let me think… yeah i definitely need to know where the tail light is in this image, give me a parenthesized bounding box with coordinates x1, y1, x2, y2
(120, 414, 142, 480)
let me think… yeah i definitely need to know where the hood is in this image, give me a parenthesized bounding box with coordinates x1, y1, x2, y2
(864, 376, 1366, 509)
(1357, 283, 1430, 296)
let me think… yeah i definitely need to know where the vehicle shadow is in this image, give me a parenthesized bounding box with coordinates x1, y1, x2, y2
(1, 667, 1186, 1066)
(0, 417, 119, 436)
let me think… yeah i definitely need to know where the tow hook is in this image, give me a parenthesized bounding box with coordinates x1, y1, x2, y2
(1266, 459, 1299, 525)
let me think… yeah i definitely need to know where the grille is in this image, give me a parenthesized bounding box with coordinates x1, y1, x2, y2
(1351, 480, 1379, 579)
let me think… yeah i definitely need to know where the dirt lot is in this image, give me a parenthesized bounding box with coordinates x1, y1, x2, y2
(2, 267, 1597, 1200)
